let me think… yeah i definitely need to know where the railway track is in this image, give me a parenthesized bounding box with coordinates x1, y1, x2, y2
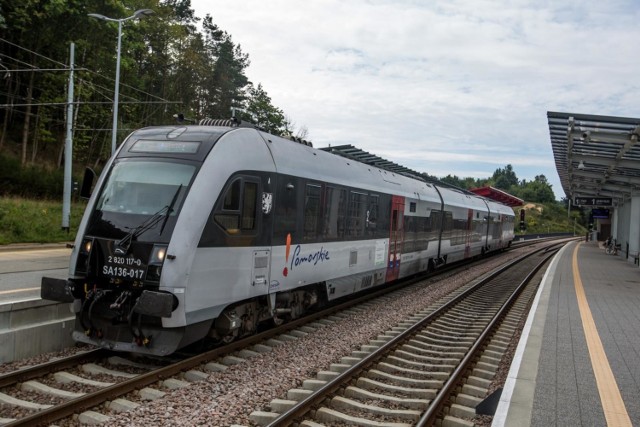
(0, 279, 434, 425)
(0, 239, 565, 426)
(251, 243, 560, 426)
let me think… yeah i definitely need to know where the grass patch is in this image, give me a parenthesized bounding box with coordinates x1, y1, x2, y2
(0, 197, 87, 245)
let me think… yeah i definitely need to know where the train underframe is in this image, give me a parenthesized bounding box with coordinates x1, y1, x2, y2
(210, 283, 323, 343)
(45, 276, 325, 355)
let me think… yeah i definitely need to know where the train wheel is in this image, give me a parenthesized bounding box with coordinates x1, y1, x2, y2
(221, 333, 236, 344)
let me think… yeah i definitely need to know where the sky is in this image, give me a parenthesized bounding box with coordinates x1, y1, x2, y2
(189, 0, 640, 200)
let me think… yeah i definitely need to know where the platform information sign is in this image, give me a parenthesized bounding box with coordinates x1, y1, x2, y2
(573, 197, 612, 206)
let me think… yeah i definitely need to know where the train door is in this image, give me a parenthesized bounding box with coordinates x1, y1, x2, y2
(385, 195, 405, 282)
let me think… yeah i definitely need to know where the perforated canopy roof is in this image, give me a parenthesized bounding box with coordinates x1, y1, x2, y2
(548, 111, 640, 205)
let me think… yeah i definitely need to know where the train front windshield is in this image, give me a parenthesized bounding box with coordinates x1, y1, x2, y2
(89, 160, 196, 242)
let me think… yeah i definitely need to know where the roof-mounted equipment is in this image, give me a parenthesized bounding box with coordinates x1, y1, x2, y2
(284, 135, 313, 147)
(198, 117, 258, 129)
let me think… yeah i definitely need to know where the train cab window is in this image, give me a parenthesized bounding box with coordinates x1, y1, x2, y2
(214, 178, 258, 234)
(304, 184, 321, 241)
(223, 180, 241, 210)
(241, 182, 258, 229)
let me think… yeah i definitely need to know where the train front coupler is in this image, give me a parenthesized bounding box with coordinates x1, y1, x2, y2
(127, 290, 176, 347)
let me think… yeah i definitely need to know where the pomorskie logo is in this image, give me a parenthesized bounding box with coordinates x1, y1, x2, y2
(282, 233, 331, 277)
(290, 245, 330, 270)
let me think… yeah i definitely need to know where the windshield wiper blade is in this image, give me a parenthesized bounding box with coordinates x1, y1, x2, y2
(160, 184, 183, 234)
(115, 205, 170, 254)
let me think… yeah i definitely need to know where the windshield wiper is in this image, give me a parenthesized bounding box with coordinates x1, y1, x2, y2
(115, 206, 168, 254)
(160, 184, 183, 234)
(115, 184, 185, 254)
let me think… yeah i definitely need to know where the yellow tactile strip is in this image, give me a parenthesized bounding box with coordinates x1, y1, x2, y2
(572, 243, 632, 427)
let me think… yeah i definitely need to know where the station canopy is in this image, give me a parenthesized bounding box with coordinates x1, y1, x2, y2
(469, 187, 523, 207)
(548, 111, 640, 206)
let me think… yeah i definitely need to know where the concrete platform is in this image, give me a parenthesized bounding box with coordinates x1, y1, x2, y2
(494, 240, 640, 426)
(0, 298, 75, 363)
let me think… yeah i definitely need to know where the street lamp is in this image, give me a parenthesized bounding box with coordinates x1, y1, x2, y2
(88, 9, 154, 156)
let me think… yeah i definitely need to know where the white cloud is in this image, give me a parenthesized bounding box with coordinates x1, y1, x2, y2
(190, 0, 640, 199)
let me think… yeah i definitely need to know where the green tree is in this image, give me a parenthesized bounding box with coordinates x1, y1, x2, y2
(438, 175, 487, 190)
(492, 164, 518, 190)
(440, 174, 465, 188)
(0, 0, 297, 185)
(242, 83, 287, 135)
(200, 15, 249, 119)
(512, 175, 555, 203)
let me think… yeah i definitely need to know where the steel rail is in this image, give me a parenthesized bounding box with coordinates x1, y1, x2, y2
(265, 242, 559, 426)
(0, 348, 109, 389)
(2, 255, 446, 426)
(2, 238, 563, 426)
(416, 246, 559, 426)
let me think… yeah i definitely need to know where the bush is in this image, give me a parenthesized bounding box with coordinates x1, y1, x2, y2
(0, 153, 67, 198)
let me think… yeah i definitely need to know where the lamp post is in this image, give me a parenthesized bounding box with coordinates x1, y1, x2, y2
(88, 9, 154, 155)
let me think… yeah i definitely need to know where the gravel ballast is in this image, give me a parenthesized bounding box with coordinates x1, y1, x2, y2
(108, 249, 532, 426)
(4, 246, 541, 426)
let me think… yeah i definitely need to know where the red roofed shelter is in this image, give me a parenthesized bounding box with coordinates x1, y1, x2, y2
(470, 186, 523, 207)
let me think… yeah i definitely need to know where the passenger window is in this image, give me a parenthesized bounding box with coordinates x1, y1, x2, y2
(304, 184, 321, 241)
(367, 194, 379, 233)
(322, 186, 346, 240)
(348, 191, 367, 238)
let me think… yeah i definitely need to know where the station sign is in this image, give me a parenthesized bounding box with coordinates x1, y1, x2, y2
(573, 197, 613, 206)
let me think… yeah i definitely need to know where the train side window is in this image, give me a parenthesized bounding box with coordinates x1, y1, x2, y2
(322, 186, 346, 240)
(347, 191, 367, 238)
(214, 214, 239, 232)
(304, 184, 321, 241)
(273, 176, 300, 240)
(443, 211, 453, 232)
(367, 194, 379, 234)
(215, 178, 258, 234)
(223, 179, 241, 210)
(241, 182, 257, 230)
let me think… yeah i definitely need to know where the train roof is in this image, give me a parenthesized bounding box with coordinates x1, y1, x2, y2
(137, 119, 514, 211)
(318, 144, 473, 194)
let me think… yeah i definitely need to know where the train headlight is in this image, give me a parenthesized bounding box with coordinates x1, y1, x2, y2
(149, 245, 168, 264)
(147, 244, 168, 282)
(76, 237, 94, 273)
(81, 238, 93, 255)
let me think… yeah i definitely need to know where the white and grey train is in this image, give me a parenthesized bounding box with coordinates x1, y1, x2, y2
(42, 119, 515, 356)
